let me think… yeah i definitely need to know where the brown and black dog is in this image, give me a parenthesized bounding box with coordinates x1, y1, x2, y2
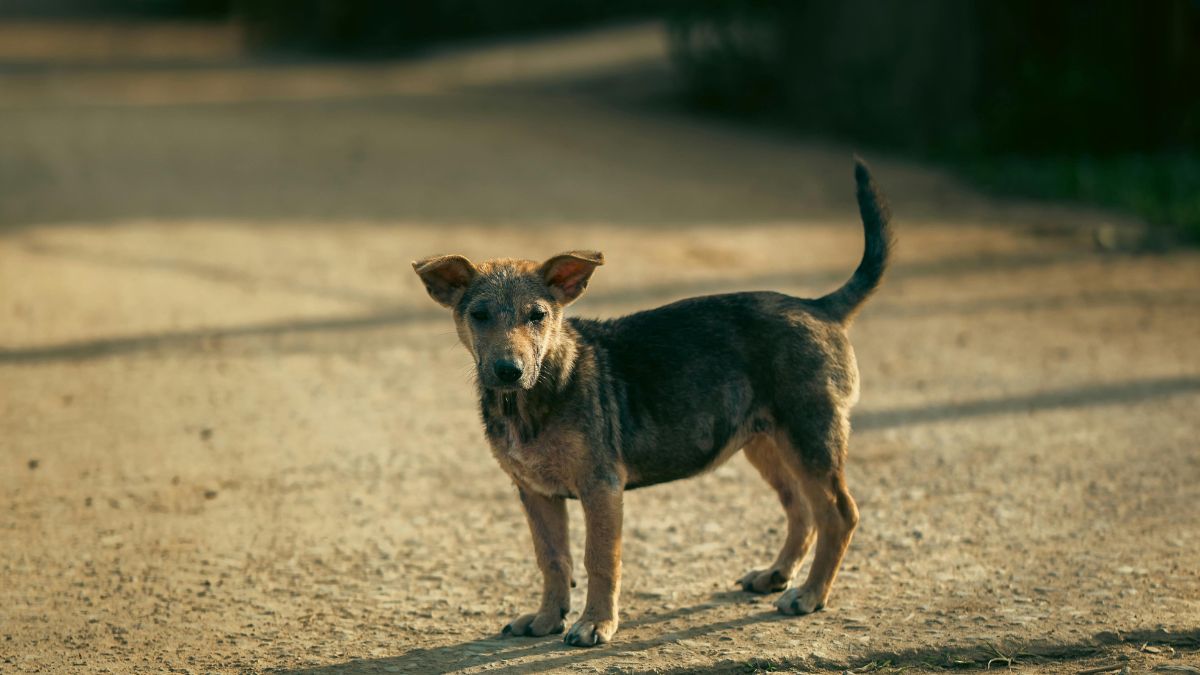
(413, 159, 893, 647)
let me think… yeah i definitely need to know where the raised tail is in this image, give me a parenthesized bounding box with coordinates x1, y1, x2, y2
(817, 157, 895, 322)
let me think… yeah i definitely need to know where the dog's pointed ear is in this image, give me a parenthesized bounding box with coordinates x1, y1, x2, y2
(540, 250, 604, 305)
(413, 255, 477, 308)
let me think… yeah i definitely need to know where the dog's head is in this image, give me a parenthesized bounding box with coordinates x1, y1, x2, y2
(413, 251, 604, 391)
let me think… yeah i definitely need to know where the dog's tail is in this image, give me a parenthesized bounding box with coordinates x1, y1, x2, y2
(817, 157, 895, 322)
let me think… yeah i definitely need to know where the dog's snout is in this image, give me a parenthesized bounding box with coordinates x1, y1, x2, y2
(494, 359, 523, 384)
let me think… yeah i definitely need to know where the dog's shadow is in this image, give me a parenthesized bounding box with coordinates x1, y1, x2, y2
(282, 591, 785, 674)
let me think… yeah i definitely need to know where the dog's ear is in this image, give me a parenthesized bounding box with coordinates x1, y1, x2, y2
(540, 250, 604, 305)
(413, 255, 477, 308)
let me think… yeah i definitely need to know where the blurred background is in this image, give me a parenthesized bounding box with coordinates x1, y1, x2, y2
(2, 0, 1196, 237)
(3, 2, 1199, 673)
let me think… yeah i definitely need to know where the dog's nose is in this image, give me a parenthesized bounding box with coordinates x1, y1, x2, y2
(493, 359, 523, 384)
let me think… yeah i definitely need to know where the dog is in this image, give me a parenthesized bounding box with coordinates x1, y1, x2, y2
(413, 159, 893, 647)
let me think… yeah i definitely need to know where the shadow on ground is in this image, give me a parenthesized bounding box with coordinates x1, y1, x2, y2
(853, 376, 1200, 431)
(281, 593, 786, 675)
(0, 246, 1114, 363)
(280, 609, 1200, 675)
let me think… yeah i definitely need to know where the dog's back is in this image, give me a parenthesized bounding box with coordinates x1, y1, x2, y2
(571, 158, 893, 488)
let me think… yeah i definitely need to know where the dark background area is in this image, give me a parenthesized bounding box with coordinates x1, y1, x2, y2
(665, 0, 1200, 242)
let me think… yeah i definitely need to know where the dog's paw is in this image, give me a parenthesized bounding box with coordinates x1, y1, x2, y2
(737, 568, 790, 594)
(774, 585, 827, 616)
(563, 616, 617, 647)
(501, 611, 565, 638)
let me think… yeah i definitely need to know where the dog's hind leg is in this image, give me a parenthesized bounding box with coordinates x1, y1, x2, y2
(738, 436, 816, 594)
(775, 467, 858, 614)
(773, 406, 860, 615)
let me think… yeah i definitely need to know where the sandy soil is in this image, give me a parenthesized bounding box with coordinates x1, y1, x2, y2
(1, 22, 1198, 675)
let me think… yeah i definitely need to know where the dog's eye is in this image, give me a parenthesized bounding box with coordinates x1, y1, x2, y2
(528, 307, 546, 323)
(469, 308, 490, 322)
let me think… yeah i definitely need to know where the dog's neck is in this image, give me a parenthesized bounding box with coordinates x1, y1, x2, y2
(479, 324, 581, 442)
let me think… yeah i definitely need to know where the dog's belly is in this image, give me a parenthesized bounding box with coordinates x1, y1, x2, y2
(622, 409, 771, 490)
(608, 364, 763, 489)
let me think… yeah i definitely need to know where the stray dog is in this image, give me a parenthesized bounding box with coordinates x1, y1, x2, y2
(413, 159, 893, 647)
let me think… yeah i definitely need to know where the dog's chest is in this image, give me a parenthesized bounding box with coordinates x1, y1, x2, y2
(485, 418, 581, 497)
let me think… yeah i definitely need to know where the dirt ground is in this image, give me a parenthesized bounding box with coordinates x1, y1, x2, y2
(1, 22, 1198, 675)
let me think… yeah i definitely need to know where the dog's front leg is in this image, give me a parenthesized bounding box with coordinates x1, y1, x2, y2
(503, 486, 573, 637)
(564, 482, 623, 647)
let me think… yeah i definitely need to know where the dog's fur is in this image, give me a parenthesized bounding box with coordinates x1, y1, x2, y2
(413, 159, 894, 647)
